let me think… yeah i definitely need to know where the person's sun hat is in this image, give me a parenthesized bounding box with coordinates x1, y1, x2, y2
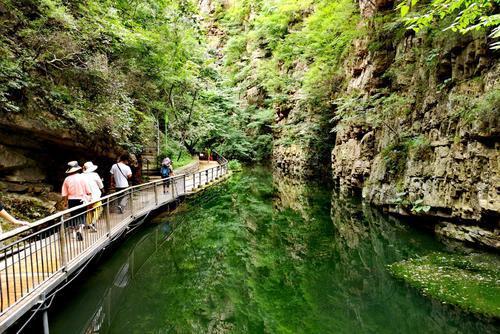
(83, 161, 98, 173)
(162, 157, 171, 166)
(66, 161, 82, 174)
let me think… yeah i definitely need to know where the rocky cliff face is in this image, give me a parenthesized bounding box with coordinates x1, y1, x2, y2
(0, 111, 125, 222)
(205, 0, 498, 247)
(270, 53, 334, 180)
(331, 0, 499, 248)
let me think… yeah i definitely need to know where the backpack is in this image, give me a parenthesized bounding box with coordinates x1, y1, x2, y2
(160, 165, 170, 178)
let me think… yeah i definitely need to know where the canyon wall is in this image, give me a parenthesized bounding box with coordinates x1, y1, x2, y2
(330, 0, 499, 248)
(220, 0, 499, 248)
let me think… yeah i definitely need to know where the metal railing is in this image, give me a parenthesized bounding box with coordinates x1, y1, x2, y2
(189, 153, 228, 190)
(213, 150, 228, 165)
(0, 158, 228, 320)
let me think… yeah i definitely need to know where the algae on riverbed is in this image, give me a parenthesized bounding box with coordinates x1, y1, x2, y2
(389, 252, 500, 318)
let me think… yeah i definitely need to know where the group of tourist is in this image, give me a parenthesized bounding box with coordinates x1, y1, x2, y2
(61, 154, 132, 241)
(0, 153, 175, 239)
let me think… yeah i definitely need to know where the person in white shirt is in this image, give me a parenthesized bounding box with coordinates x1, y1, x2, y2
(83, 161, 104, 231)
(110, 154, 133, 213)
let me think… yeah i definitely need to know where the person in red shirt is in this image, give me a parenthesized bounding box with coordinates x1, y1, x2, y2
(62, 161, 91, 241)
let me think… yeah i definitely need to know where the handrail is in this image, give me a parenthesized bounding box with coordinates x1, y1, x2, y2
(213, 150, 228, 164)
(0, 155, 229, 323)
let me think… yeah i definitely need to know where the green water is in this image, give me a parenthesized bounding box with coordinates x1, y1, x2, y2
(48, 167, 499, 333)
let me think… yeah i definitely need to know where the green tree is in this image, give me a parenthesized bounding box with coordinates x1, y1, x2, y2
(398, 0, 500, 48)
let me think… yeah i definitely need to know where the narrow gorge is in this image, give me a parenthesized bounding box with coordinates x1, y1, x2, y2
(0, 0, 499, 331)
(2, 0, 498, 247)
(201, 0, 499, 249)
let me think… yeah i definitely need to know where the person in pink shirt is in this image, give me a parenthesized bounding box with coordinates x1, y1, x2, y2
(62, 161, 91, 241)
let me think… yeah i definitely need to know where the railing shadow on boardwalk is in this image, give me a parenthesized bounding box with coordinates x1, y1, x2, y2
(0, 152, 228, 331)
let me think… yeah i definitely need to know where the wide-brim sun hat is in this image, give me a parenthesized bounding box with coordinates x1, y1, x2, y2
(83, 161, 98, 173)
(66, 161, 82, 174)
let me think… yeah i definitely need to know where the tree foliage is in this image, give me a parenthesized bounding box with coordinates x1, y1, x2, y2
(398, 0, 500, 48)
(0, 0, 277, 161)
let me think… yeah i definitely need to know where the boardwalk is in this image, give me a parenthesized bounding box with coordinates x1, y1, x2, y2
(0, 157, 228, 331)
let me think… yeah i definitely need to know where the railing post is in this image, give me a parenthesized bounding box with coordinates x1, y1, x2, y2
(105, 197, 111, 235)
(129, 188, 134, 217)
(183, 174, 186, 195)
(154, 182, 159, 206)
(41, 294, 50, 334)
(192, 173, 195, 189)
(58, 217, 67, 270)
(171, 177, 176, 198)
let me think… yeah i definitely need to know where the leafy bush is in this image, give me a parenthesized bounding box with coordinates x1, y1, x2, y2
(398, 0, 500, 49)
(450, 88, 500, 129)
(158, 138, 194, 169)
(228, 160, 243, 171)
(381, 142, 409, 178)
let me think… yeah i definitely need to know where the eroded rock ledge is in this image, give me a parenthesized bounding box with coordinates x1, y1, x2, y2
(331, 0, 499, 249)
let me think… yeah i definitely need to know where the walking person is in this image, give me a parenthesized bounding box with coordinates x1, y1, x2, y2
(160, 157, 174, 194)
(62, 161, 91, 241)
(83, 161, 104, 232)
(0, 202, 29, 235)
(110, 154, 132, 213)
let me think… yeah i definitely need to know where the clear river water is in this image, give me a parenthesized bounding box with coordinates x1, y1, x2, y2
(46, 166, 499, 333)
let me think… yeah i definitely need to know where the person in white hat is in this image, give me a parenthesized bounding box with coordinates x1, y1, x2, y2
(61, 161, 91, 241)
(83, 161, 104, 232)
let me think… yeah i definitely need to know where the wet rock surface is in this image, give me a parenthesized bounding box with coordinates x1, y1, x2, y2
(330, 6, 499, 248)
(268, 0, 499, 249)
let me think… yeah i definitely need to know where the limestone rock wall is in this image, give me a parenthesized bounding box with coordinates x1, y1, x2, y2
(331, 1, 499, 248)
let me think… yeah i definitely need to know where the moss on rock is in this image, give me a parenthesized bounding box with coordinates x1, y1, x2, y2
(388, 252, 500, 318)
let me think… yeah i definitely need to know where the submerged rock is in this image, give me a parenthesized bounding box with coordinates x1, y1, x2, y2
(389, 252, 500, 319)
(435, 222, 500, 250)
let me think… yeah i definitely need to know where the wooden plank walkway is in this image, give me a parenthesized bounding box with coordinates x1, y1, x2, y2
(0, 158, 228, 331)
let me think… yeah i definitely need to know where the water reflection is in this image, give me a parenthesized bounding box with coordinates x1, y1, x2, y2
(327, 191, 491, 333)
(49, 167, 499, 334)
(48, 222, 173, 334)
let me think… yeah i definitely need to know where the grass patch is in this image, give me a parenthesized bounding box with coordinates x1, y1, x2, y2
(172, 153, 195, 169)
(389, 252, 500, 318)
(228, 160, 242, 171)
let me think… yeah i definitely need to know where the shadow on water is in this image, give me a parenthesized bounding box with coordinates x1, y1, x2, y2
(47, 166, 499, 334)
